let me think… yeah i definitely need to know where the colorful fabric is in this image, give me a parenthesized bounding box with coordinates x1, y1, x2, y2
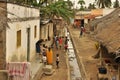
(6, 62, 31, 80)
(46, 50, 53, 64)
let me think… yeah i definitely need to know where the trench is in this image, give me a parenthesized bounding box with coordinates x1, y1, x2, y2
(66, 31, 82, 80)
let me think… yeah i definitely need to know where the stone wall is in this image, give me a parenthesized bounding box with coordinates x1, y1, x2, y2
(0, 70, 9, 80)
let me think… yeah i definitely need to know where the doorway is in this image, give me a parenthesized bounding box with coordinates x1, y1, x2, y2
(81, 19, 84, 27)
(27, 28, 30, 61)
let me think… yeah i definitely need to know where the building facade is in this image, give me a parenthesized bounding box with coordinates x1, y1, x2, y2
(6, 3, 40, 62)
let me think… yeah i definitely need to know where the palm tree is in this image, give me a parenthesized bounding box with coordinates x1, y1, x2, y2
(66, 0, 73, 9)
(9, 0, 74, 23)
(40, 1, 74, 23)
(78, 0, 85, 6)
(88, 3, 96, 10)
(95, 0, 112, 8)
(113, 0, 120, 8)
(78, 0, 85, 10)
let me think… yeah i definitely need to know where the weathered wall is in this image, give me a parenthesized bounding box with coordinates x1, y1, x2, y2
(7, 3, 39, 18)
(6, 3, 40, 62)
(41, 23, 53, 41)
(7, 20, 40, 62)
(0, 1, 7, 69)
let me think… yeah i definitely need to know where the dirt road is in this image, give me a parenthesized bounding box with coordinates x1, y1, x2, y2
(40, 42, 68, 80)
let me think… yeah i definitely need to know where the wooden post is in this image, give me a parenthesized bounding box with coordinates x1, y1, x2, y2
(100, 47, 102, 66)
(99, 45, 103, 66)
(118, 64, 120, 80)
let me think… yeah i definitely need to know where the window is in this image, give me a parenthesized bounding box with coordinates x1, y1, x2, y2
(17, 30, 21, 48)
(34, 25, 37, 38)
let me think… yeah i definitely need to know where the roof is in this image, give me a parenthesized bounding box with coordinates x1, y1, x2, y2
(91, 9, 103, 16)
(92, 8, 120, 53)
(89, 8, 120, 30)
(95, 20, 120, 52)
(75, 9, 103, 19)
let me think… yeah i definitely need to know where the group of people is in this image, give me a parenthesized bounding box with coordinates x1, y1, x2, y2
(53, 35, 69, 51)
(52, 35, 63, 49)
(35, 34, 69, 68)
(36, 40, 52, 65)
(36, 40, 60, 68)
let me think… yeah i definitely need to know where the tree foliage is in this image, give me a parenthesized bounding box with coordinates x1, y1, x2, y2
(113, 0, 120, 8)
(8, 0, 74, 23)
(88, 3, 96, 10)
(78, 0, 85, 11)
(41, 0, 74, 23)
(78, 0, 85, 6)
(95, 0, 112, 8)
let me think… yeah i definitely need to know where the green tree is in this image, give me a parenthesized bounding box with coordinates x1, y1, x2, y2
(9, 0, 74, 23)
(78, 0, 85, 6)
(78, 0, 85, 10)
(113, 0, 120, 8)
(88, 3, 96, 10)
(41, 1, 74, 23)
(66, 0, 73, 9)
(95, 0, 112, 8)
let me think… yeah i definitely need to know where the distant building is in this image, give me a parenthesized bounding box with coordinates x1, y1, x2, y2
(40, 19, 53, 42)
(74, 8, 115, 28)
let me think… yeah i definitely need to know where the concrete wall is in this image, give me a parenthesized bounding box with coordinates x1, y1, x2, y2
(6, 3, 40, 62)
(41, 23, 53, 41)
(7, 3, 39, 18)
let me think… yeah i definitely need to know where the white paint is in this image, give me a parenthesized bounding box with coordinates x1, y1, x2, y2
(6, 3, 40, 62)
(7, 3, 39, 18)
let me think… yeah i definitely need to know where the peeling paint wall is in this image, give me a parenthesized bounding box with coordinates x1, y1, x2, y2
(6, 3, 40, 62)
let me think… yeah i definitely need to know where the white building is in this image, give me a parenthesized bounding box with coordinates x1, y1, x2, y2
(6, 3, 40, 62)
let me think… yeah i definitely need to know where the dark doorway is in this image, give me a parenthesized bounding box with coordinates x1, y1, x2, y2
(27, 28, 30, 61)
(81, 19, 84, 27)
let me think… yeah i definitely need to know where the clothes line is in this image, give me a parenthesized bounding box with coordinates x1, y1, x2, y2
(6, 62, 31, 80)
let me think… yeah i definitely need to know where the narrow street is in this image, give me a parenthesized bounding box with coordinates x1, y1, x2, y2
(0, 1, 120, 80)
(39, 39, 68, 80)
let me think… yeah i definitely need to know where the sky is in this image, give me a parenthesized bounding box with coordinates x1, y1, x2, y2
(70, 0, 116, 8)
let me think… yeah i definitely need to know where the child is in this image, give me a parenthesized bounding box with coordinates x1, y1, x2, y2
(42, 55, 47, 66)
(59, 37, 63, 49)
(64, 44, 68, 52)
(56, 54, 60, 68)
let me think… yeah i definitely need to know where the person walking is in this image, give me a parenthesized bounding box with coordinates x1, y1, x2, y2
(64, 37, 68, 52)
(59, 37, 63, 49)
(56, 54, 60, 68)
(64, 44, 68, 52)
(80, 27, 85, 37)
(64, 36, 68, 45)
(80, 27, 83, 37)
(55, 36, 59, 49)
